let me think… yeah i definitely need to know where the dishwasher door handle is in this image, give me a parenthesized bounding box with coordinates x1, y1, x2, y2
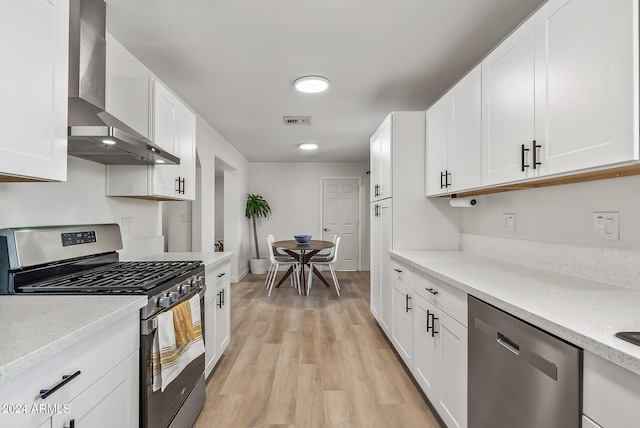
(497, 333, 520, 355)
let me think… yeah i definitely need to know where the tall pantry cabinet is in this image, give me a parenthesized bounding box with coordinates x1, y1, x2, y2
(369, 112, 459, 335)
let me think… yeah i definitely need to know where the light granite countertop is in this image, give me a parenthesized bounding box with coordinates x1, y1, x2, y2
(0, 295, 146, 386)
(391, 250, 640, 376)
(133, 251, 233, 269)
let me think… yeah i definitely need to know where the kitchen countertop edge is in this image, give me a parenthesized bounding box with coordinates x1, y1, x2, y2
(0, 295, 147, 387)
(390, 249, 640, 376)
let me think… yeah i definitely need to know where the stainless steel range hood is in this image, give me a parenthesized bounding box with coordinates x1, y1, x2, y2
(67, 0, 179, 165)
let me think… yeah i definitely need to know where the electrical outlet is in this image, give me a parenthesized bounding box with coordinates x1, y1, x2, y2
(121, 217, 133, 235)
(503, 213, 515, 234)
(593, 212, 619, 240)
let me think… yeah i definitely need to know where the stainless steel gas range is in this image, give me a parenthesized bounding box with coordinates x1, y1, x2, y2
(0, 224, 206, 428)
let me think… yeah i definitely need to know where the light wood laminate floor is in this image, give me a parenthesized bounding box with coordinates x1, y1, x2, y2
(195, 271, 442, 428)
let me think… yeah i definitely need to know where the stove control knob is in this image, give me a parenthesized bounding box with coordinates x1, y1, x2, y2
(169, 291, 180, 302)
(180, 284, 191, 294)
(158, 296, 171, 308)
(191, 276, 203, 287)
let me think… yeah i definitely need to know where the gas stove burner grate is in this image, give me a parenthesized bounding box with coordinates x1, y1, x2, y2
(17, 260, 201, 293)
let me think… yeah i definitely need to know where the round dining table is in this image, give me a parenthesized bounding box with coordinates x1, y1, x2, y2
(272, 239, 335, 295)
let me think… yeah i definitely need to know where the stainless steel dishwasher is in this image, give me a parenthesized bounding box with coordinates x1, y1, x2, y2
(468, 296, 582, 428)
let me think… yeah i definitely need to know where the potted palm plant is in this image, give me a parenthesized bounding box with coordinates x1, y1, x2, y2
(245, 193, 271, 274)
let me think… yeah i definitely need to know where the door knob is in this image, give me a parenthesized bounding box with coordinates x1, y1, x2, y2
(323, 228, 329, 231)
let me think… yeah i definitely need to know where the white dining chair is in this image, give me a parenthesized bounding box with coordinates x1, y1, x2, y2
(266, 236, 301, 296)
(265, 235, 298, 288)
(307, 236, 341, 296)
(309, 234, 337, 261)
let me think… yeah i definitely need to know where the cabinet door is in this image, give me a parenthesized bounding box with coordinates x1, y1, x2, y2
(176, 106, 196, 200)
(0, 0, 68, 182)
(152, 81, 179, 154)
(369, 203, 381, 321)
(534, 0, 638, 175)
(378, 119, 392, 200)
(370, 133, 381, 201)
(425, 96, 450, 196)
(390, 277, 413, 370)
(215, 280, 231, 358)
(482, 18, 536, 186)
(413, 295, 438, 401)
(449, 65, 481, 193)
(378, 199, 392, 335)
(204, 288, 217, 378)
(52, 351, 138, 428)
(437, 312, 467, 428)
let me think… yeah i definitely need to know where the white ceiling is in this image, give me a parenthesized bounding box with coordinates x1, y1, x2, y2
(105, 0, 545, 163)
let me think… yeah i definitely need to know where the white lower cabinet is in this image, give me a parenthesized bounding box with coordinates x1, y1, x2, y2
(370, 199, 392, 334)
(386, 255, 468, 428)
(583, 351, 640, 428)
(204, 260, 231, 378)
(412, 293, 467, 428)
(0, 311, 139, 428)
(51, 351, 138, 428)
(390, 276, 414, 370)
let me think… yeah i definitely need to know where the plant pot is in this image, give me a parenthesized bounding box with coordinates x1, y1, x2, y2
(249, 258, 268, 274)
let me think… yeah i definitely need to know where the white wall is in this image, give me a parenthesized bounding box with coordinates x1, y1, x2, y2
(461, 174, 640, 250)
(249, 162, 370, 269)
(192, 116, 250, 281)
(0, 156, 161, 236)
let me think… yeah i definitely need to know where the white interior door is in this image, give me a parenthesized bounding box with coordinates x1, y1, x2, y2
(321, 178, 360, 271)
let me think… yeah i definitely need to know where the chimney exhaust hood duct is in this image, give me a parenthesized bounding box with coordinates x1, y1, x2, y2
(67, 0, 179, 165)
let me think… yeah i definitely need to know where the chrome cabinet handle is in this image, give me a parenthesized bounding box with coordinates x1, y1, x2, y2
(217, 272, 226, 278)
(64, 420, 75, 428)
(405, 294, 412, 312)
(394, 268, 402, 273)
(40, 371, 81, 399)
(425, 288, 438, 296)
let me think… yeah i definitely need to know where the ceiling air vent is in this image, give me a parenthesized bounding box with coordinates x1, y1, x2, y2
(283, 116, 311, 126)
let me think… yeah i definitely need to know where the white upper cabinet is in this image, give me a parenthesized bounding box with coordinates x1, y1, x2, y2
(482, 0, 638, 187)
(481, 18, 537, 186)
(426, 65, 482, 196)
(106, 78, 196, 200)
(370, 118, 392, 201)
(534, 0, 638, 175)
(0, 0, 69, 182)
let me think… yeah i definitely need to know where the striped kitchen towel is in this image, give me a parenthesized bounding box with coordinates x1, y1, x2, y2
(152, 294, 204, 392)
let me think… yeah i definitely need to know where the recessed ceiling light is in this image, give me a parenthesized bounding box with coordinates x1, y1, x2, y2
(155, 159, 165, 164)
(294, 76, 329, 93)
(102, 139, 116, 145)
(299, 142, 319, 150)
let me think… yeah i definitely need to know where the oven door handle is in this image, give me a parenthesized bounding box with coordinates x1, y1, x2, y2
(141, 317, 158, 336)
(141, 285, 206, 336)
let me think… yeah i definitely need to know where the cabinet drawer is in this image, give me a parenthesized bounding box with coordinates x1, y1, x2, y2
(583, 351, 640, 428)
(0, 312, 138, 427)
(390, 258, 413, 288)
(206, 261, 231, 292)
(413, 269, 467, 326)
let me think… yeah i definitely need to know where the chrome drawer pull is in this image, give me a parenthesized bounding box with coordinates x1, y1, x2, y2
(40, 371, 81, 399)
(217, 272, 226, 278)
(425, 288, 439, 296)
(394, 268, 402, 273)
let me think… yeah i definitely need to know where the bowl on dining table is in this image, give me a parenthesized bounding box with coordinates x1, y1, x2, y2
(294, 235, 312, 244)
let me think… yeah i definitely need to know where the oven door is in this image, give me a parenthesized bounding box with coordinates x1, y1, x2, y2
(140, 292, 206, 428)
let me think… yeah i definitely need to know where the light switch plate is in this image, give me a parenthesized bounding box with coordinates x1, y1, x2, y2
(503, 213, 515, 234)
(592, 212, 619, 240)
